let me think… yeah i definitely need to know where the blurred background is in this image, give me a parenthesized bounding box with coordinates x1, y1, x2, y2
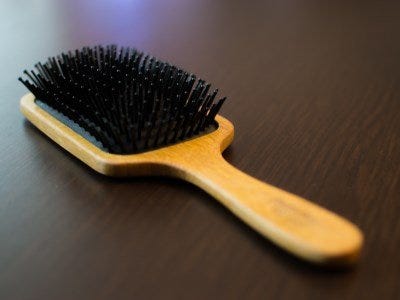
(1, 1, 400, 299)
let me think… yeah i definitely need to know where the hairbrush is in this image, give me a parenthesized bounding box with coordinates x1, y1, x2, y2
(19, 45, 363, 266)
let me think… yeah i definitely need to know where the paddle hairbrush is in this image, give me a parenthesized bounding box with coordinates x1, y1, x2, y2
(19, 45, 363, 266)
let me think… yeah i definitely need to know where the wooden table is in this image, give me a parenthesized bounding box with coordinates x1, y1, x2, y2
(1, 1, 399, 299)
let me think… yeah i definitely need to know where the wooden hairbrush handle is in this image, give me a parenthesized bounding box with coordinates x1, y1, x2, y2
(172, 151, 363, 266)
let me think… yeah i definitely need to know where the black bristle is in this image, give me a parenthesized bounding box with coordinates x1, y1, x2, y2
(19, 45, 226, 154)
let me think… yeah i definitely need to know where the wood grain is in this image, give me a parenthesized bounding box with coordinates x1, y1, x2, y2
(1, 0, 400, 299)
(20, 93, 363, 265)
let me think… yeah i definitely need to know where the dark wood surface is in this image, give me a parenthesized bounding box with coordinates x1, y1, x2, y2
(1, 0, 399, 299)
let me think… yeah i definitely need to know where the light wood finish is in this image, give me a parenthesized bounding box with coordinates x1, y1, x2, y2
(20, 93, 363, 266)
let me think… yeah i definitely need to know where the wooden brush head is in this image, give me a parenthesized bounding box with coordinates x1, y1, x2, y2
(20, 93, 234, 177)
